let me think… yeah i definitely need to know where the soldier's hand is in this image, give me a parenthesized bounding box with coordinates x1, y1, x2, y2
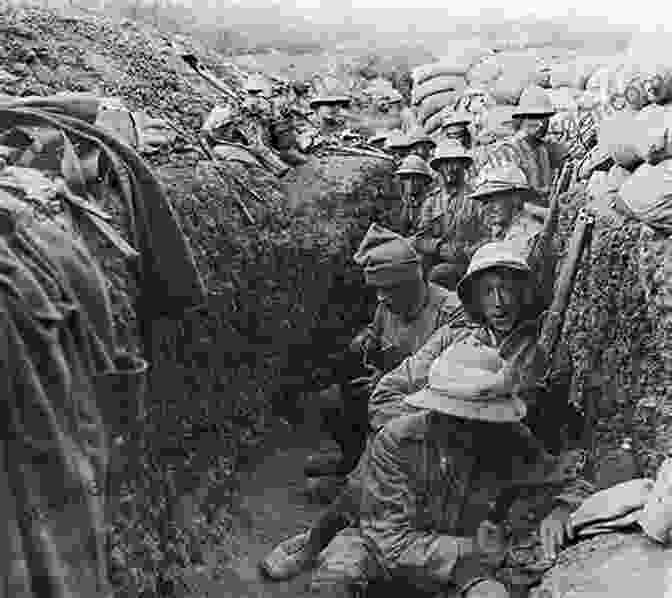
(476, 520, 508, 568)
(349, 329, 377, 356)
(350, 366, 383, 392)
(540, 505, 572, 560)
(413, 237, 441, 256)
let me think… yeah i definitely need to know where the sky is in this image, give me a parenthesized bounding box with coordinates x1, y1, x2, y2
(283, 0, 671, 33)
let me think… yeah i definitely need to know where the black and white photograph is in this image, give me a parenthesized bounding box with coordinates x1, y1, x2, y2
(0, 1, 671, 596)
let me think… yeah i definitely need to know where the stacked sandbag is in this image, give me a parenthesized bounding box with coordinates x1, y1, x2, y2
(632, 105, 672, 165)
(549, 56, 611, 91)
(597, 111, 645, 170)
(586, 163, 630, 199)
(412, 72, 467, 130)
(547, 87, 581, 112)
(412, 40, 490, 131)
(487, 53, 550, 105)
(620, 159, 672, 233)
(473, 105, 517, 145)
(467, 56, 502, 86)
(412, 39, 491, 85)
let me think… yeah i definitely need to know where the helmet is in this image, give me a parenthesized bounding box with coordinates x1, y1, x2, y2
(430, 139, 473, 170)
(395, 154, 433, 179)
(468, 165, 534, 202)
(407, 126, 436, 148)
(513, 85, 556, 119)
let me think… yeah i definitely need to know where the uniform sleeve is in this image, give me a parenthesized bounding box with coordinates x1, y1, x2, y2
(510, 448, 596, 513)
(368, 326, 459, 432)
(359, 425, 470, 592)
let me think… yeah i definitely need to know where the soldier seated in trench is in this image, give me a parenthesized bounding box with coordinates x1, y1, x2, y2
(304, 223, 461, 480)
(261, 242, 585, 584)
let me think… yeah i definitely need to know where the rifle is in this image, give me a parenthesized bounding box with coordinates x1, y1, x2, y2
(486, 209, 594, 526)
(537, 208, 595, 388)
(527, 160, 575, 310)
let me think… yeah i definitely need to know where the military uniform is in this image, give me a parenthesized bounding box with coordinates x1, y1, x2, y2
(310, 412, 592, 597)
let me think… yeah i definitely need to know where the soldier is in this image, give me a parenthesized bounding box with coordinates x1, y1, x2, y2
(414, 139, 484, 291)
(467, 164, 557, 309)
(313, 242, 592, 598)
(242, 74, 273, 119)
(396, 154, 435, 236)
(261, 242, 591, 589)
(384, 129, 413, 161)
(475, 86, 568, 203)
(309, 93, 351, 137)
(406, 126, 437, 162)
(440, 110, 474, 149)
(303, 224, 461, 480)
(380, 89, 405, 119)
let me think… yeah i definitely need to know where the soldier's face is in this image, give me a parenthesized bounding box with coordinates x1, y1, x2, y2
(475, 268, 523, 333)
(244, 93, 269, 114)
(375, 271, 425, 316)
(436, 160, 465, 190)
(318, 103, 344, 124)
(386, 102, 403, 116)
(410, 142, 434, 162)
(482, 194, 516, 237)
(518, 117, 549, 141)
(400, 174, 430, 200)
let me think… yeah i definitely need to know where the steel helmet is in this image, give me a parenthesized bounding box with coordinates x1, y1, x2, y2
(395, 154, 434, 179)
(513, 85, 556, 119)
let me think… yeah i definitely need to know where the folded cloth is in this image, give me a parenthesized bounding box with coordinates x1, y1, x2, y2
(0, 107, 206, 326)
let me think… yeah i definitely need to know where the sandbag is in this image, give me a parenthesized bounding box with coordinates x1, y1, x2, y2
(423, 110, 446, 135)
(632, 105, 672, 165)
(490, 76, 528, 105)
(412, 41, 490, 84)
(474, 105, 517, 144)
(550, 57, 608, 90)
(412, 75, 466, 105)
(620, 160, 672, 233)
(547, 87, 580, 112)
(467, 57, 502, 84)
(418, 91, 459, 124)
(598, 111, 644, 169)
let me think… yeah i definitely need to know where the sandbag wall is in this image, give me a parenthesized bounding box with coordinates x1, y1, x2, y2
(561, 189, 672, 486)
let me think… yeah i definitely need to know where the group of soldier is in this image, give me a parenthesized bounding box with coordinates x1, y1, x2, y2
(256, 82, 595, 598)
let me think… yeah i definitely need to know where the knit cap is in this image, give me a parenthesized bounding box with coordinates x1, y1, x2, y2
(353, 223, 421, 286)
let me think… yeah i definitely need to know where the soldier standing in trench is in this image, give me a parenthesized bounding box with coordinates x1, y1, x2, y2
(474, 86, 568, 204)
(260, 242, 586, 585)
(413, 138, 485, 293)
(303, 223, 461, 481)
(310, 92, 352, 139)
(396, 154, 435, 236)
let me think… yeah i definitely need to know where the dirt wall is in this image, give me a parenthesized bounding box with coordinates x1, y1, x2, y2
(561, 189, 672, 486)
